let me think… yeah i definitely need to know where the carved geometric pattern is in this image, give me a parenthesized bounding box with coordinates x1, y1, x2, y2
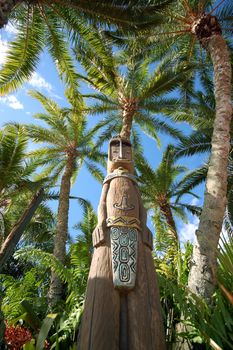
(106, 216, 141, 230)
(110, 226, 138, 291)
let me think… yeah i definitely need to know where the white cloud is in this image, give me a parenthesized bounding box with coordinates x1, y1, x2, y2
(0, 36, 9, 66)
(0, 37, 53, 94)
(28, 72, 52, 92)
(0, 36, 58, 99)
(179, 216, 199, 248)
(4, 23, 18, 35)
(219, 226, 230, 250)
(190, 197, 199, 206)
(0, 95, 24, 109)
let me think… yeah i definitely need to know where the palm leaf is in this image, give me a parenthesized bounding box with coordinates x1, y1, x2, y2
(0, 7, 44, 95)
(175, 132, 211, 159)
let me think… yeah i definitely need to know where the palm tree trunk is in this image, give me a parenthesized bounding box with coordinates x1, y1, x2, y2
(188, 34, 232, 301)
(119, 97, 138, 140)
(0, 0, 21, 28)
(48, 156, 74, 309)
(160, 203, 178, 242)
(0, 189, 44, 271)
(120, 110, 134, 140)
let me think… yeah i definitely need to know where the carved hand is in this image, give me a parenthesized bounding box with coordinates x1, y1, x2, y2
(92, 225, 106, 248)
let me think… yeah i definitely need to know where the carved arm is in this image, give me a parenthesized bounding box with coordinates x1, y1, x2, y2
(92, 182, 109, 248)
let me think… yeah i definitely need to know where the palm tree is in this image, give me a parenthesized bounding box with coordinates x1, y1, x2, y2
(0, 124, 50, 269)
(0, 0, 171, 95)
(136, 147, 201, 347)
(0, 199, 97, 348)
(24, 88, 105, 308)
(136, 147, 200, 243)
(0, 125, 55, 348)
(0, 0, 171, 29)
(0, 192, 55, 278)
(0, 189, 45, 270)
(75, 32, 191, 142)
(136, 0, 232, 302)
(0, 124, 36, 208)
(166, 70, 233, 259)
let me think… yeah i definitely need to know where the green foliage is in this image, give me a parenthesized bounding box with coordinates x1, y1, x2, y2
(22, 88, 105, 186)
(0, 124, 28, 192)
(36, 314, 57, 350)
(0, 198, 97, 348)
(0, 267, 48, 321)
(0, 125, 45, 206)
(133, 0, 233, 71)
(0, 0, 161, 94)
(75, 31, 189, 142)
(218, 233, 233, 306)
(136, 146, 200, 245)
(0, 124, 57, 274)
(72, 198, 97, 277)
(1, 1, 233, 349)
(0, 246, 84, 348)
(10, 203, 94, 347)
(158, 233, 233, 349)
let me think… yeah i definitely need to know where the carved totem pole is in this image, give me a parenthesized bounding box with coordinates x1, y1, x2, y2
(78, 136, 166, 350)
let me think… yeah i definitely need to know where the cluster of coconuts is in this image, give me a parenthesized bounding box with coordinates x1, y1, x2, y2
(191, 14, 222, 41)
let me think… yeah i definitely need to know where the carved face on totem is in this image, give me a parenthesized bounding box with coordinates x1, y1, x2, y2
(107, 137, 134, 174)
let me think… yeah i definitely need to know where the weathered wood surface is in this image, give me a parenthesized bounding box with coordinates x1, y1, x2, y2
(78, 137, 165, 350)
(127, 235, 165, 349)
(78, 237, 120, 350)
(106, 177, 140, 219)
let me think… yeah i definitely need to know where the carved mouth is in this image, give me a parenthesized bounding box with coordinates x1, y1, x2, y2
(112, 158, 131, 162)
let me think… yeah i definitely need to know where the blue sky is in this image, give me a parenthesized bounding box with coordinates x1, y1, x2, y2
(0, 23, 207, 247)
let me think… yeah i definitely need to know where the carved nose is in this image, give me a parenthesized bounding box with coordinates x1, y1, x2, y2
(118, 154, 126, 159)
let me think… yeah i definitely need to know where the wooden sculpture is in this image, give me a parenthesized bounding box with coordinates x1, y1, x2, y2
(78, 136, 166, 350)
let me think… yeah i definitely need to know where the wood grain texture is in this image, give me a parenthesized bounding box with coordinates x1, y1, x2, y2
(78, 166, 165, 350)
(106, 177, 140, 220)
(78, 234, 120, 350)
(127, 234, 166, 350)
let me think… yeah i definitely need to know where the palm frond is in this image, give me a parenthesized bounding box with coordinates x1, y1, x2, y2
(42, 7, 78, 92)
(29, 90, 61, 117)
(175, 132, 211, 159)
(84, 161, 105, 183)
(0, 7, 44, 95)
(135, 113, 184, 141)
(139, 63, 194, 100)
(176, 165, 208, 198)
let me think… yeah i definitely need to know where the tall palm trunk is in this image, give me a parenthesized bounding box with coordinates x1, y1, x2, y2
(160, 203, 178, 242)
(120, 110, 134, 140)
(119, 96, 138, 140)
(188, 27, 232, 300)
(48, 155, 75, 309)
